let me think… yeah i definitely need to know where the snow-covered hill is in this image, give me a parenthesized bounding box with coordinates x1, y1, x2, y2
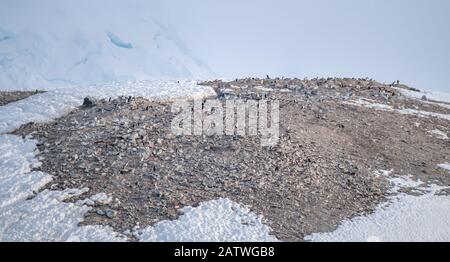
(0, 0, 215, 90)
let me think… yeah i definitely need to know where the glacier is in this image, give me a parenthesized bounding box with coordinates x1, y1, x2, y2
(106, 32, 133, 49)
(0, 0, 215, 90)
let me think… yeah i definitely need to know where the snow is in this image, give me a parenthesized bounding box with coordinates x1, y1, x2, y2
(0, 80, 215, 134)
(0, 133, 125, 241)
(76, 193, 113, 207)
(136, 198, 278, 242)
(0, 171, 51, 209)
(0, 0, 215, 90)
(345, 98, 450, 121)
(374, 170, 424, 194)
(305, 171, 450, 242)
(428, 129, 449, 140)
(438, 163, 450, 173)
(0, 135, 52, 208)
(254, 86, 275, 92)
(305, 191, 450, 242)
(0, 188, 126, 242)
(397, 108, 450, 121)
(395, 87, 450, 105)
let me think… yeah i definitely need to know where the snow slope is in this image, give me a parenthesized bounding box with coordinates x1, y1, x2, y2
(0, 0, 215, 90)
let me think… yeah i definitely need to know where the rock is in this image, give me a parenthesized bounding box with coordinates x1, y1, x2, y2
(137, 129, 146, 137)
(105, 209, 116, 219)
(421, 95, 427, 101)
(82, 97, 97, 108)
(129, 133, 139, 141)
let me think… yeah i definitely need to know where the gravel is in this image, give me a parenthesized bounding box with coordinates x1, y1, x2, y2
(0, 90, 44, 106)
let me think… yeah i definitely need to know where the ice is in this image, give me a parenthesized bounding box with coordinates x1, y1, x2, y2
(107, 32, 133, 49)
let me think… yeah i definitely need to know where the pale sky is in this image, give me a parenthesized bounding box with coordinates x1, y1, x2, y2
(161, 0, 450, 92)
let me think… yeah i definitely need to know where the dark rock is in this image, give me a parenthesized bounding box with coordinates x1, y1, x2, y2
(82, 97, 97, 108)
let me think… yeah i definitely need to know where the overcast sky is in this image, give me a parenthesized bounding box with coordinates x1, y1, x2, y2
(161, 0, 450, 92)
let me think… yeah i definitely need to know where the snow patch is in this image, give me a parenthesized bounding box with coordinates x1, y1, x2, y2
(0, 171, 52, 209)
(0, 134, 125, 241)
(374, 170, 424, 194)
(305, 170, 450, 242)
(254, 86, 274, 92)
(136, 198, 278, 242)
(0, 188, 125, 241)
(438, 163, 450, 173)
(76, 193, 113, 206)
(428, 129, 448, 140)
(345, 98, 450, 121)
(0, 135, 52, 208)
(395, 87, 450, 106)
